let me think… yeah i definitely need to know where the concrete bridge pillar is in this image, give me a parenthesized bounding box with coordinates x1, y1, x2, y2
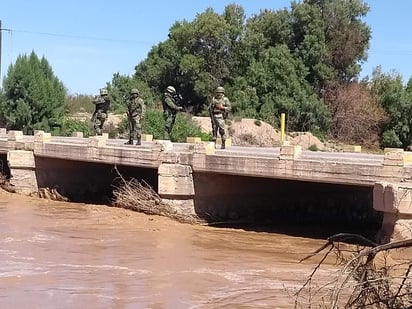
(373, 182, 412, 243)
(157, 142, 214, 217)
(158, 163, 195, 216)
(373, 148, 412, 243)
(7, 149, 38, 195)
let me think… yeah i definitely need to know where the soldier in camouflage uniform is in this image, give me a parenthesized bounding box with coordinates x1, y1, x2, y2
(91, 88, 110, 135)
(209, 86, 231, 149)
(125, 88, 145, 145)
(161, 85, 183, 140)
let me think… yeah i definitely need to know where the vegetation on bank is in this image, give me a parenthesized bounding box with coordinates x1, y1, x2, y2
(1, 0, 412, 149)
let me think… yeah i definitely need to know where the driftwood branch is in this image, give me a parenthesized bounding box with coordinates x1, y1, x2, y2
(294, 233, 412, 308)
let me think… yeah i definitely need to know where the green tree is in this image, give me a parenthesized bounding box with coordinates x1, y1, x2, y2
(0, 51, 67, 134)
(106, 73, 159, 114)
(134, 4, 246, 114)
(291, 0, 371, 88)
(241, 45, 330, 131)
(369, 67, 412, 148)
(65, 94, 94, 114)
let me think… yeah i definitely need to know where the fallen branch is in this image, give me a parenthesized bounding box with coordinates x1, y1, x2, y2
(295, 233, 412, 308)
(111, 166, 205, 224)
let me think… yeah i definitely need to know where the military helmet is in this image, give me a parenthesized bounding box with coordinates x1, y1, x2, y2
(216, 86, 225, 93)
(166, 86, 176, 94)
(130, 88, 139, 95)
(100, 88, 108, 95)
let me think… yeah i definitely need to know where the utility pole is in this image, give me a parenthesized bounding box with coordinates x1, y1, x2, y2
(0, 20, 12, 88)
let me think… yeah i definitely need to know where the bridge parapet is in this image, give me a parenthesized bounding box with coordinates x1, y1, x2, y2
(383, 147, 412, 166)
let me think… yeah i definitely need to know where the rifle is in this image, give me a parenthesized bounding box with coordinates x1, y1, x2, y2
(90, 95, 99, 122)
(173, 93, 185, 112)
(173, 93, 182, 104)
(91, 110, 97, 122)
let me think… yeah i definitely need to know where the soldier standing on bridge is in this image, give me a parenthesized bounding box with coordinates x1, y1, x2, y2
(209, 86, 231, 149)
(91, 88, 111, 136)
(125, 88, 145, 145)
(162, 85, 183, 140)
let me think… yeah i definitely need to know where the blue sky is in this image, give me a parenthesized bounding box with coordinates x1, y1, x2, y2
(1, 0, 412, 95)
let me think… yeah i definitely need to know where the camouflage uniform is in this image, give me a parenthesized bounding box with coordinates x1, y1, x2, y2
(92, 88, 110, 135)
(162, 86, 183, 140)
(125, 88, 145, 145)
(209, 86, 231, 149)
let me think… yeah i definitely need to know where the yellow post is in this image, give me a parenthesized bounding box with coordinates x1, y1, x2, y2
(280, 112, 285, 143)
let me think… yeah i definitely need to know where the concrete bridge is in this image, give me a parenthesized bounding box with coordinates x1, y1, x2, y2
(1, 128, 412, 243)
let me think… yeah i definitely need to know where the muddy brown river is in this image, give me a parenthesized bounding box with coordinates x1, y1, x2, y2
(0, 190, 350, 308)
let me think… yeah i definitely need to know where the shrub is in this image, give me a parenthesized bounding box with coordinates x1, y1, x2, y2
(308, 144, 319, 151)
(141, 110, 208, 142)
(53, 118, 93, 137)
(381, 130, 402, 148)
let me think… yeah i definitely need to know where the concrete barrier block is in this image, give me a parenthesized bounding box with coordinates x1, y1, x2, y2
(280, 144, 302, 159)
(102, 133, 109, 140)
(0, 128, 7, 137)
(8, 130, 23, 141)
(71, 131, 84, 138)
(343, 145, 362, 153)
(193, 142, 215, 155)
(186, 137, 202, 144)
(384, 148, 403, 160)
(383, 148, 404, 166)
(403, 151, 412, 165)
(34, 131, 51, 143)
(154, 140, 173, 151)
(216, 137, 232, 147)
(142, 134, 153, 142)
(88, 136, 107, 147)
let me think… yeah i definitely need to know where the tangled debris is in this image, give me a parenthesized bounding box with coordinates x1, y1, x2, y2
(294, 233, 412, 308)
(32, 187, 69, 201)
(111, 168, 205, 224)
(0, 174, 15, 193)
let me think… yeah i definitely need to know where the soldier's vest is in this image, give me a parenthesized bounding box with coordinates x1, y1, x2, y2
(162, 93, 176, 115)
(129, 98, 143, 117)
(95, 97, 110, 113)
(212, 97, 228, 115)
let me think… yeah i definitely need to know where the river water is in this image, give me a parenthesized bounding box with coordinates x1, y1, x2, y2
(0, 190, 349, 308)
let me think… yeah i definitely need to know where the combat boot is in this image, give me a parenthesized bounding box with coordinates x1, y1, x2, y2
(124, 139, 133, 145)
(136, 138, 141, 146)
(221, 139, 226, 149)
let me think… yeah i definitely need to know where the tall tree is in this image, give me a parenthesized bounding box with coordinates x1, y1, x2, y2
(290, 0, 370, 89)
(369, 67, 412, 148)
(0, 51, 67, 134)
(130, 1, 372, 138)
(134, 4, 246, 113)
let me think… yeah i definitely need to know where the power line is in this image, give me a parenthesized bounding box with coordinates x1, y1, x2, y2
(1, 27, 154, 45)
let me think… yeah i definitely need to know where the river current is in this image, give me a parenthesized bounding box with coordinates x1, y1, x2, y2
(0, 190, 346, 308)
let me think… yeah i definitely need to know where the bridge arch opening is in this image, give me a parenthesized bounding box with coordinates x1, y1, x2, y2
(34, 157, 158, 204)
(193, 172, 383, 239)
